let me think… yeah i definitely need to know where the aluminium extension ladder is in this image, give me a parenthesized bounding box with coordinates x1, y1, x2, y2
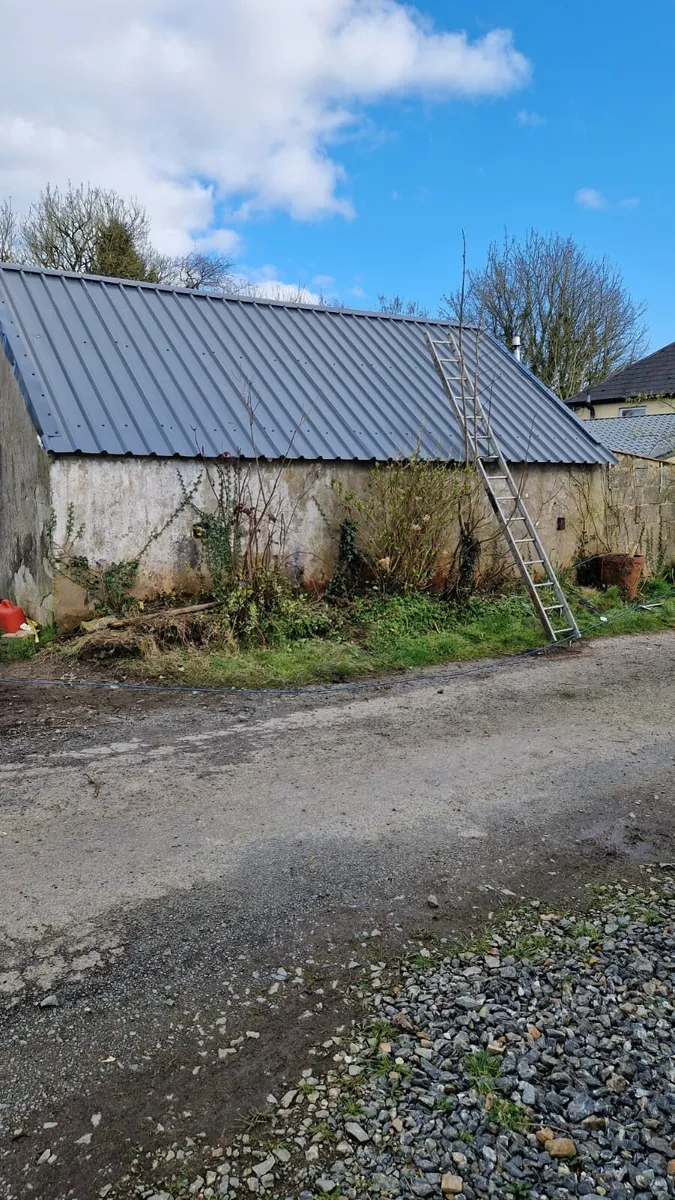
(426, 330, 580, 644)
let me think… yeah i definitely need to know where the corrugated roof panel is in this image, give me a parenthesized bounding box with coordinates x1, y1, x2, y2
(587, 414, 675, 460)
(0, 264, 614, 465)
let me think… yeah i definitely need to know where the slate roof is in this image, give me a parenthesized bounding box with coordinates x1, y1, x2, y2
(0, 264, 613, 465)
(587, 414, 675, 460)
(568, 340, 675, 406)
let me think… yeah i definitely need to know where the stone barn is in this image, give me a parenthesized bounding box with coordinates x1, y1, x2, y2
(1, 263, 664, 628)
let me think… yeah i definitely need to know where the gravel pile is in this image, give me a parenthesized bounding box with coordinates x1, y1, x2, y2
(121, 877, 675, 1200)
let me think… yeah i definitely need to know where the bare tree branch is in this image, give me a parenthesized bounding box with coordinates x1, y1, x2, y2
(163, 250, 237, 293)
(378, 294, 431, 319)
(0, 199, 23, 263)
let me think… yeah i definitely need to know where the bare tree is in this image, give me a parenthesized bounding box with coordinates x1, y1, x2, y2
(239, 281, 318, 304)
(440, 230, 648, 399)
(21, 183, 159, 278)
(0, 199, 22, 263)
(5, 183, 237, 290)
(167, 250, 236, 293)
(378, 293, 430, 319)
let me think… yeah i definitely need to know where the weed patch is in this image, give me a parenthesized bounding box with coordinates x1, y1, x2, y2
(39, 582, 675, 690)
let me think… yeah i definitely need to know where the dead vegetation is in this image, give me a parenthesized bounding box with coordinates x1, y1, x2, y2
(59, 607, 227, 661)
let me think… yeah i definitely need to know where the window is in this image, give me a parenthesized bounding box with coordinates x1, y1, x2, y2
(619, 406, 647, 418)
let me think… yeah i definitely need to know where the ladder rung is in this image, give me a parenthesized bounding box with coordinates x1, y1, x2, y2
(552, 628, 576, 635)
(513, 537, 535, 544)
(533, 581, 556, 588)
(542, 604, 564, 611)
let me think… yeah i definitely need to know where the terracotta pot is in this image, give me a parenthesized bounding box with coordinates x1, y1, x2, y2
(599, 553, 645, 600)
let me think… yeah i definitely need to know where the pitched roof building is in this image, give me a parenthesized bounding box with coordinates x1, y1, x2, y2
(0, 265, 622, 625)
(568, 340, 675, 420)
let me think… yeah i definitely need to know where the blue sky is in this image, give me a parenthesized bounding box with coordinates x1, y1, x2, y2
(236, 1, 674, 348)
(2, 1, 672, 349)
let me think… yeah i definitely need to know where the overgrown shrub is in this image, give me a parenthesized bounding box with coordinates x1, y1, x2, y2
(220, 571, 332, 646)
(181, 457, 327, 645)
(330, 457, 475, 595)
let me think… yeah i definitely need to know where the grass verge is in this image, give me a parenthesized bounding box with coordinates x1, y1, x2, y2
(121, 586, 675, 690)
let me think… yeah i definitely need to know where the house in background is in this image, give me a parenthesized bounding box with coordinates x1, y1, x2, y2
(567, 340, 675, 420)
(587, 413, 675, 463)
(2, 263, 670, 628)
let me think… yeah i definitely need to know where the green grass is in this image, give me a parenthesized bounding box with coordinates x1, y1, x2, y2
(0, 637, 38, 663)
(366, 1054, 395, 1079)
(504, 1183, 532, 1198)
(511, 933, 551, 962)
(0, 624, 55, 663)
(486, 1098, 531, 1132)
(570, 921, 600, 939)
(138, 589, 675, 688)
(465, 1051, 503, 1093)
(40, 584, 675, 690)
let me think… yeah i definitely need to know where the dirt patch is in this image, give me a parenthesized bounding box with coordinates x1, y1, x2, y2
(2, 631, 674, 1198)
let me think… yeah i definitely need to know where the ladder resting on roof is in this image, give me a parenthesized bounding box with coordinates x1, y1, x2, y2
(426, 330, 581, 644)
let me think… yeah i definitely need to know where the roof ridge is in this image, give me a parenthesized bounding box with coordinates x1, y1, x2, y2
(0, 261, 465, 325)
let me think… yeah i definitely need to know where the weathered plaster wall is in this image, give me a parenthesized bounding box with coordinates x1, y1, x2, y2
(0, 349, 53, 623)
(49, 456, 613, 622)
(49, 457, 367, 622)
(48, 454, 675, 623)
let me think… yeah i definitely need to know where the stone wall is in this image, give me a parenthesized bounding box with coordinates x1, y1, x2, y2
(568, 455, 675, 569)
(0, 350, 53, 624)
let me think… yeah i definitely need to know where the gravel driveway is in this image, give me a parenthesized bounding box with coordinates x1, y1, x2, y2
(1, 631, 674, 1199)
(106, 875, 675, 1200)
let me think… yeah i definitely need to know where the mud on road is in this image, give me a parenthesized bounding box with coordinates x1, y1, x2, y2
(1, 631, 674, 1199)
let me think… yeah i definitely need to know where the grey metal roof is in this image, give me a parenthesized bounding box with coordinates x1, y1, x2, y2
(568, 340, 675, 406)
(587, 414, 675, 460)
(0, 264, 614, 464)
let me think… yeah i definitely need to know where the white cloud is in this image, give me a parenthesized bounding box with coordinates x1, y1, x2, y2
(313, 274, 336, 288)
(575, 187, 608, 211)
(0, 2, 530, 253)
(194, 228, 243, 256)
(516, 109, 546, 127)
(237, 279, 321, 305)
(575, 189, 640, 214)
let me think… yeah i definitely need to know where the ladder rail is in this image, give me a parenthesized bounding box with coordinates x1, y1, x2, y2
(426, 332, 580, 644)
(477, 455, 579, 641)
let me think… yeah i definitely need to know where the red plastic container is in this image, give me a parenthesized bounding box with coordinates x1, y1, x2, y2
(0, 600, 25, 634)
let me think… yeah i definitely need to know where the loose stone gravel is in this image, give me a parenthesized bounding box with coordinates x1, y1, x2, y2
(107, 875, 675, 1199)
